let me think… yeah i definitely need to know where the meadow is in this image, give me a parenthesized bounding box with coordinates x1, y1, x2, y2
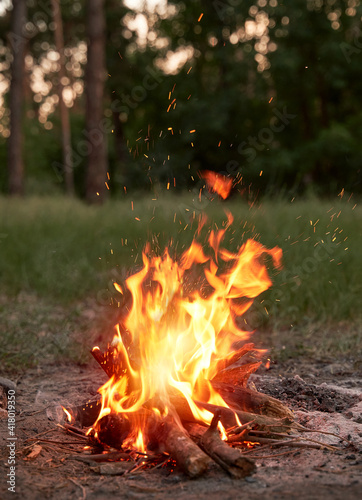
(1, 192, 361, 373)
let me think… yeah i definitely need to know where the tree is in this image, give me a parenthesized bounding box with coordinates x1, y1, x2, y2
(85, 0, 108, 203)
(51, 0, 74, 195)
(7, 0, 27, 195)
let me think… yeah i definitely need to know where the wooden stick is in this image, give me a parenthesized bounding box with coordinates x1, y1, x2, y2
(243, 436, 337, 451)
(199, 412, 256, 479)
(212, 362, 262, 387)
(209, 380, 294, 420)
(69, 451, 131, 463)
(150, 419, 211, 478)
(97, 413, 132, 450)
(171, 395, 293, 433)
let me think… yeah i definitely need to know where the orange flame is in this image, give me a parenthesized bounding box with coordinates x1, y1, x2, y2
(93, 214, 282, 451)
(201, 171, 233, 199)
(62, 406, 73, 423)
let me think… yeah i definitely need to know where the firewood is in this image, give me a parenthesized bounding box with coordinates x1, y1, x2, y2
(65, 399, 102, 427)
(167, 393, 293, 433)
(199, 401, 293, 433)
(199, 412, 256, 479)
(209, 380, 293, 420)
(212, 361, 262, 387)
(95, 411, 210, 478)
(90, 344, 292, 421)
(97, 413, 132, 450)
(149, 419, 211, 478)
(91, 347, 114, 378)
(211, 343, 256, 374)
(70, 451, 131, 463)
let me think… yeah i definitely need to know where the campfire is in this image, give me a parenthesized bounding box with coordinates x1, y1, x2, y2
(62, 204, 310, 478)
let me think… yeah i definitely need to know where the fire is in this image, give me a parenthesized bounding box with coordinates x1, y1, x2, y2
(201, 170, 233, 199)
(93, 213, 282, 451)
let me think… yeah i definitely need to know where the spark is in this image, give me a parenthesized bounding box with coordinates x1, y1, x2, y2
(198, 13, 204, 22)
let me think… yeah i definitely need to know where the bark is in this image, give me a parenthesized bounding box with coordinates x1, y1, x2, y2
(199, 413, 256, 479)
(170, 394, 293, 434)
(212, 361, 262, 387)
(209, 380, 294, 420)
(150, 420, 211, 478)
(211, 343, 255, 375)
(7, 0, 27, 195)
(51, 0, 74, 195)
(85, 0, 108, 203)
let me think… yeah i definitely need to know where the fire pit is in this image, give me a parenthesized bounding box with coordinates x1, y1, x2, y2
(60, 210, 341, 479)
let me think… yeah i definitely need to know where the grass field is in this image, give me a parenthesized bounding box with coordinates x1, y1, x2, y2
(1, 192, 361, 373)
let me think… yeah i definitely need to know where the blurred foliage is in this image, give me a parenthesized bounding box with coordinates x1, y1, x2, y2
(1, 0, 362, 196)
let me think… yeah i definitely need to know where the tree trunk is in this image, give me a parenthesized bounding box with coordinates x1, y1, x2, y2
(7, 0, 27, 195)
(51, 0, 74, 196)
(85, 0, 108, 204)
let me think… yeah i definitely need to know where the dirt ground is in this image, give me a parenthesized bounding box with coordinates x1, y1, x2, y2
(1, 360, 361, 500)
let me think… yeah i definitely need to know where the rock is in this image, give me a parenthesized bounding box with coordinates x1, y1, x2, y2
(0, 377, 16, 394)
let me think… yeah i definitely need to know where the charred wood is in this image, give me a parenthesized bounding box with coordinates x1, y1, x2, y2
(149, 419, 211, 478)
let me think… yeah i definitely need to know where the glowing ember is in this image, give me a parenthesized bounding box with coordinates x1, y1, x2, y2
(201, 170, 233, 199)
(92, 213, 282, 452)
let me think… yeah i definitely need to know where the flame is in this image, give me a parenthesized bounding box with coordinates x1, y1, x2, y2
(62, 406, 73, 423)
(93, 214, 281, 451)
(201, 170, 233, 199)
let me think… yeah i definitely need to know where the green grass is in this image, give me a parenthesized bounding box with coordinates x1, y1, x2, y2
(0, 192, 361, 372)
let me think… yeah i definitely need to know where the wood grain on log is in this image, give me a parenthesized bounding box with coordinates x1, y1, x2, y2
(150, 419, 211, 478)
(199, 413, 256, 479)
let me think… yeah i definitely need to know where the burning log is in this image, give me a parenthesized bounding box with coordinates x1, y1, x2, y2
(90, 346, 293, 421)
(97, 413, 132, 450)
(211, 343, 256, 375)
(168, 394, 293, 433)
(198, 412, 256, 479)
(209, 380, 293, 420)
(212, 361, 262, 387)
(149, 419, 211, 478)
(94, 411, 211, 478)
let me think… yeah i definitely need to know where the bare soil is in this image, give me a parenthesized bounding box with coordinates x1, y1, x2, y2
(1, 361, 361, 500)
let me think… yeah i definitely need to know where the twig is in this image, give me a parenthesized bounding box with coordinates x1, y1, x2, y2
(41, 443, 84, 454)
(240, 450, 296, 459)
(58, 423, 88, 440)
(248, 431, 339, 449)
(148, 456, 171, 471)
(26, 438, 87, 445)
(245, 436, 337, 451)
(24, 428, 58, 441)
(62, 423, 87, 435)
(126, 457, 149, 475)
(69, 451, 131, 463)
(227, 420, 256, 435)
(17, 405, 52, 421)
(296, 425, 353, 446)
(69, 478, 86, 500)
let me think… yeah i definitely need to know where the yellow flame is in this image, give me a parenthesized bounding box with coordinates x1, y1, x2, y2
(62, 406, 73, 423)
(93, 214, 282, 452)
